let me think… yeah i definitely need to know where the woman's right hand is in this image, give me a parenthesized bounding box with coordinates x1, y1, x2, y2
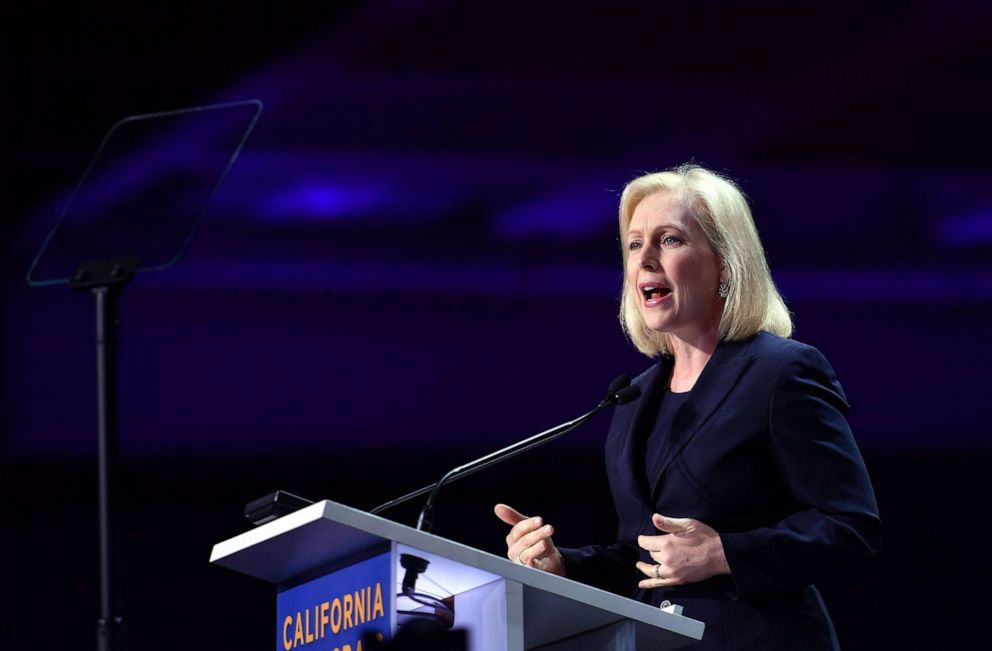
(494, 503, 565, 576)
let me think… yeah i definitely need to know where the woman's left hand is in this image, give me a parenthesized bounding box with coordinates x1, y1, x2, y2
(636, 513, 731, 589)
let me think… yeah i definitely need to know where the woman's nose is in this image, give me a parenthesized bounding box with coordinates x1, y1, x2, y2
(640, 248, 658, 271)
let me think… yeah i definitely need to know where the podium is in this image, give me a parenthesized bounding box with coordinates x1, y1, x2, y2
(210, 499, 704, 650)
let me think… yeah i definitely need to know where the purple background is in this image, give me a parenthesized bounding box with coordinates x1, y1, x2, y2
(3, 2, 990, 649)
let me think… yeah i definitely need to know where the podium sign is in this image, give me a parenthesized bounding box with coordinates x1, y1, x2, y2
(277, 551, 391, 651)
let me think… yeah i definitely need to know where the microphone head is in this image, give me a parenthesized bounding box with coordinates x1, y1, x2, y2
(606, 374, 631, 396)
(613, 384, 642, 405)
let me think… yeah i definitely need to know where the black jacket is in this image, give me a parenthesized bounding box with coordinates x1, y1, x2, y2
(561, 333, 881, 650)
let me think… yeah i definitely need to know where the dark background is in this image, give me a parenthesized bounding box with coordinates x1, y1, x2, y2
(2, 2, 990, 649)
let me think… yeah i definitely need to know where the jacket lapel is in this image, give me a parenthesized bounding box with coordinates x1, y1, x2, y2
(609, 357, 671, 504)
(649, 338, 756, 501)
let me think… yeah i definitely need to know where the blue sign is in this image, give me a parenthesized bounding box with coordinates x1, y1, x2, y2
(277, 551, 391, 651)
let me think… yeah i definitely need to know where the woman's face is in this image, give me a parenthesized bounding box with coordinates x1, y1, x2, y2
(625, 191, 724, 344)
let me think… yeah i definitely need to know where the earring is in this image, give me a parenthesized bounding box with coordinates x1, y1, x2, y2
(718, 281, 730, 298)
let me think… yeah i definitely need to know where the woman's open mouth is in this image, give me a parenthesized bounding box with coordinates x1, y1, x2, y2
(640, 284, 672, 305)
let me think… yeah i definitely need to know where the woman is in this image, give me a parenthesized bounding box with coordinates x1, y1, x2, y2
(495, 165, 881, 650)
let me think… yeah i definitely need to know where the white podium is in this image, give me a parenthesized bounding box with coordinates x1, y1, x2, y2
(210, 499, 704, 650)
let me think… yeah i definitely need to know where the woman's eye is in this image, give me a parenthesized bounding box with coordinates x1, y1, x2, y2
(628, 240, 642, 251)
(661, 235, 683, 247)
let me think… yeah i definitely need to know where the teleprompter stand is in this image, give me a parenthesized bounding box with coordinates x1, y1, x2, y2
(26, 100, 263, 651)
(70, 255, 139, 651)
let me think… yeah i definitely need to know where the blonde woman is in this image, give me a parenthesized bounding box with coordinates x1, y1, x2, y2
(496, 165, 880, 650)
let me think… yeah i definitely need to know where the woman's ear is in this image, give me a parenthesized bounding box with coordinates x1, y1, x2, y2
(718, 260, 731, 299)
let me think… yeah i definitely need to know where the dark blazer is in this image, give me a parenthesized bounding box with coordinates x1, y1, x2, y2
(561, 332, 881, 650)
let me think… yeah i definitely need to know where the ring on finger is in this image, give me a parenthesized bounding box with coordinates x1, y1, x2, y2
(653, 564, 662, 579)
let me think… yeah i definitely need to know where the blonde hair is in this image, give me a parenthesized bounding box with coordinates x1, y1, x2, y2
(618, 164, 792, 357)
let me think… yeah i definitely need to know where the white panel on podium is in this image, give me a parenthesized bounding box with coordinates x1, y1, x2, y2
(211, 500, 704, 650)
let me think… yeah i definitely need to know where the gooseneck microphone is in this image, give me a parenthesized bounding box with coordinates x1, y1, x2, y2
(368, 375, 641, 533)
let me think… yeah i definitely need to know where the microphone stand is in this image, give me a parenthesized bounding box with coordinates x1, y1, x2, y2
(413, 405, 607, 533)
(369, 408, 598, 520)
(368, 378, 640, 534)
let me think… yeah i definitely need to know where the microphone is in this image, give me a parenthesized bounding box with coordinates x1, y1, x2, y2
(368, 375, 641, 532)
(606, 375, 641, 406)
(613, 384, 641, 405)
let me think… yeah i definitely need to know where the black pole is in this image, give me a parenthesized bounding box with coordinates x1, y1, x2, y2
(71, 257, 137, 651)
(94, 285, 125, 651)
